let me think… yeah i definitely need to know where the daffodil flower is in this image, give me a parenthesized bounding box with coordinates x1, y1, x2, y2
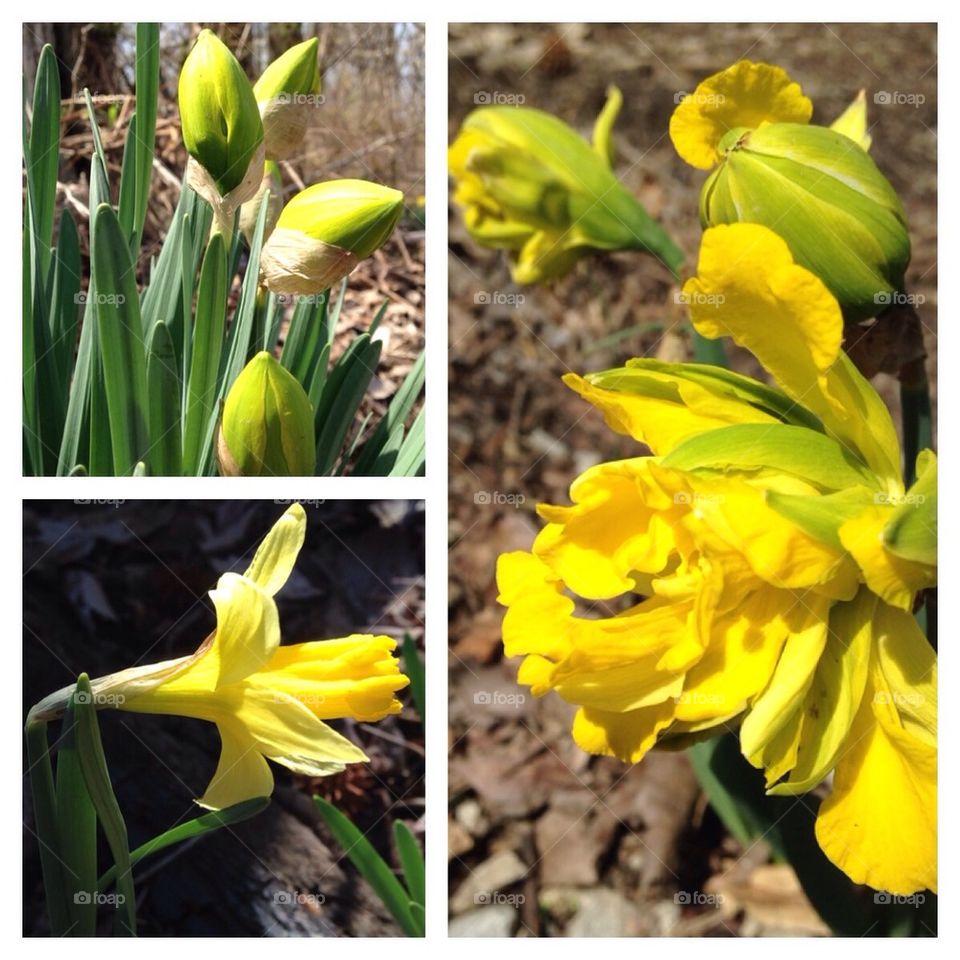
(449, 87, 683, 283)
(31, 504, 408, 810)
(670, 60, 909, 319)
(497, 222, 936, 895)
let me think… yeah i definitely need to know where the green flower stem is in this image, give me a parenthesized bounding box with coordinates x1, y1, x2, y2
(691, 328, 727, 367)
(25, 716, 71, 935)
(900, 356, 932, 488)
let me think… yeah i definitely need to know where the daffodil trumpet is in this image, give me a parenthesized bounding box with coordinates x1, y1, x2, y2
(29, 504, 409, 810)
(498, 222, 936, 896)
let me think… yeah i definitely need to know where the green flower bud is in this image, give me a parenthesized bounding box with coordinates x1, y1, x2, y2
(699, 122, 910, 320)
(260, 179, 403, 295)
(218, 352, 316, 476)
(179, 29, 264, 197)
(253, 37, 321, 160)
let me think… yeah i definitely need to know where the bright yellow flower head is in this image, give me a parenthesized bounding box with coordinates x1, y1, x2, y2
(32, 504, 408, 810)
(497, 222, 936, 895)
(449, 87, 683, 283)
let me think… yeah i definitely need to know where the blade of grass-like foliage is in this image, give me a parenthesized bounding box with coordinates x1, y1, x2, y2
(401, 633, 425, 724)
(74, 675, 137, 936)
(92, 203, 149, 475)
(393, 821, 425, 908)
(27, 44, 60, 278)
(388, 407, 425, 477)
(313, 798, 419, 936)
(56, 688, 98, 936)
(48, 209, 81, 419)
(352, 351, 424, 475)
(25, 718, 70, 934)
(57, 151, 110, 475)
(314, 335, 383, 475)
(98, 798, 269, 893)
(22, 224, 42, 475)
(410, 902, 425, 938)
(280, 293, 326, 379)
(183, 233, 227, 475)
(336, 412, 372, 475)
(147, 320, 182, 475)
(132, 24, 159, 249)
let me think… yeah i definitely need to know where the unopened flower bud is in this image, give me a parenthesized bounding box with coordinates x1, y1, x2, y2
(218, 352, 316, 476)
(253, 37, 321, 160)
(260, 179, 403, 295)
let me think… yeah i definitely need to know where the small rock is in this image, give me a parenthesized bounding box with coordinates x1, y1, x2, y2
(449, 905, 517, 938)
(450, 850, 528, 914)
(455, 798, 488, 837)
(448, 818, 474, 861)
(566, 889, 641, 938)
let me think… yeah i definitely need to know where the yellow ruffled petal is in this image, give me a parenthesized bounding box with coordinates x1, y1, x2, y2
(839, 505, 937, 611)
(243, 502, 306, 596)
(739, 593, 830, 777)
(669, 60, 812, 170)
(816, 660, 936, 894)
(207, 572, 280, 688)
(830, 90, 872, 151)
(533, 458, 680, 599)
(564, 369, 778, 456)
(572, 700, 676, 763)
(685, 223, 901, 482)
(197, 722, 274, 810)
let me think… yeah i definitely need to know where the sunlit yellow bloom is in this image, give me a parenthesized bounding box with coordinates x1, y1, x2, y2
(32, 504, 408, 809)
(671, 60, 909, 319)
(449, 87, 683, 283)
(498, 222, 936, 894)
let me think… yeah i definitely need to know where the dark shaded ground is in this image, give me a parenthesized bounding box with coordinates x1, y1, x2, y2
(23, 499, 424, 936)
(448, 23, 937, 937)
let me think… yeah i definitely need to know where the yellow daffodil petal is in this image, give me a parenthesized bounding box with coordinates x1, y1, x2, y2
(512, 230, 587, 284)
(242, 502, 306, 596)
(676, 585, 791, 722)
(685, 223, 901, 481)
(572, 700, 676, 763)
(740, 594, 830, 774)
(839, 505, 936, 611)
(873, 601, 936, 746)
(768, 587, 875, 795)
(565, 368, 778, 456)
(208, 572, 280, 688)
(197, 722, 274, 810)
(816, 663, 937, 895)
(533, 458, 680, 599)
(830, 90, 872, 151)
(669, 61, 812, 170)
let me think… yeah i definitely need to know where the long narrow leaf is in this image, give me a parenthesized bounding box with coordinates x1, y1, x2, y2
(313, 798, 419, 936)
(74, 675, 137, 936)
(393, 821, 425, 908)
(27, 44, 60, 277)
(147, 320, 182, 475)
(388, 407, 425, 477)
(92, 203, 149, 475)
